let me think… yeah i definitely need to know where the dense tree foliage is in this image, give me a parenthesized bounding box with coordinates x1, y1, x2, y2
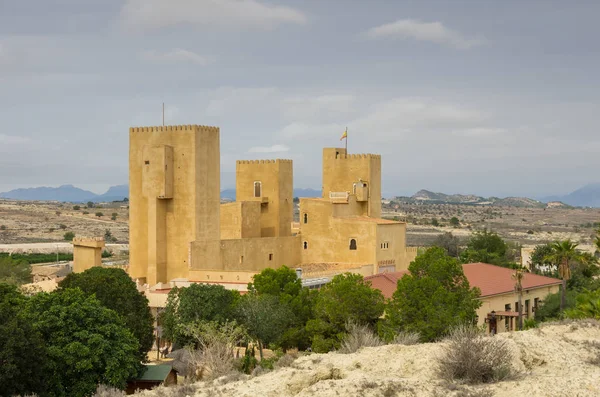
(161, 283, 240, 346)
(308, 273, 385, 352)
(248, 266, 316, 350)
(236, 293, 292, 358)
(0, 256, 32, 285)
(460, 229, 520, 268)
(433, 232, 461, 257)
(565, 289, 600, 320)
(529, 243, 555, 275)
(384, 247, 481, 342)
(59, 267, 154, 362)
(24, 288, 140, 396)
(0, 284, 48, 396)
(534, 290, 577, 322)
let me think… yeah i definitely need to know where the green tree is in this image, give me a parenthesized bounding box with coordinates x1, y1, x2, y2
(529, 243, 555, 275)
(161, 283, 239, 345)
(95, 211, 104, 218)
(24, 288, 140, 396)
(248, 266, 316, 350)
(308, 273, 384, 352)
(73, 205, 81, 210)
(63, 231, 75, 241)
(59, 267, 154, 362)
(0, 284, 48, 396)
(236, 293, 292, 359)
(0, 256, 32, 285)
(433, 232, 461, 258)
(544, 240, 585, 311)
(449, 217, 460, 227)
(534, 290, 577, 322)
(565, 289, 600, 320)
(431, 218, 439, 227)
(384, 247, 481, 342)
(460, 229, 518, 267)
(87, 201, 94, 208)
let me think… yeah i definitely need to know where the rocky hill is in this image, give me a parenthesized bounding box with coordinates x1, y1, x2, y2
(137, 321, 600, 397)
(402, 190, 549, 208)
(541, 183, 600, 208)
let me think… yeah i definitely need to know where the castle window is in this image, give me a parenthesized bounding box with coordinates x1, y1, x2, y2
(144, 160, 150, 165)
(382, 241, 389, 250)
(349, 239, 357, 250)
(336, 151, 339, 158)
(240, 256, 244, 264)
(254, 181, 262, 198)
(303, 241, 308, 250)
(269, 253, 273, 261)
(303, 213, 308, 224)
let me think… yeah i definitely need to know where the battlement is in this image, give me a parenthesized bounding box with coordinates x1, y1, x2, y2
(236, 159, 293, 165)
(73, 237, 105, 249)
(129, 125, 219, 133)
(335, 154, 381, 160)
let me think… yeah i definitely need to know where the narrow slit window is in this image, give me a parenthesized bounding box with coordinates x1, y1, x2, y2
(303, 213, 308, 224)
(254, 181, 262, 198)
(269, 253, 273, 261)
(303, 241, 308, 250)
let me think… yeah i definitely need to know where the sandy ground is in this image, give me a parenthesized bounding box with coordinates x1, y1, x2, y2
(138, 321, 600, 397)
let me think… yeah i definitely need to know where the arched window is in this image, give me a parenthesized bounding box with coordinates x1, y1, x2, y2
(303, 213, 308, 224)
(303, 241, 308, 250)
(254, 181, 262, 198)
(349, 239, 357, 250)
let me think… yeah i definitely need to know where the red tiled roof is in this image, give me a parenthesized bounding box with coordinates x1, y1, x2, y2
(366, 263, 561, 299)
(364, 271, 409, 298)
(462, 263, 562, 297)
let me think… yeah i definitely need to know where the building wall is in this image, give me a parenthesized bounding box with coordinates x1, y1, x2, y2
(235, 160, 293, 238)
(375, 223, 408, 272)
(129, 125, 220, 285)
(190, 235, 301, 273)
(220, 202, 261, 240)
(476, 285, 561, 332)
(321, 148, 381, 218)
(73, 237, 105, 273)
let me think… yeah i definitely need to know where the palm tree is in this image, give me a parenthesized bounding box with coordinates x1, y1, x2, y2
(512, 268, 525, 330)
(544, 240, 584, 311)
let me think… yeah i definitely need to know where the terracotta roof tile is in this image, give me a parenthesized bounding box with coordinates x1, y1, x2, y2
(366, 263, 562, 299)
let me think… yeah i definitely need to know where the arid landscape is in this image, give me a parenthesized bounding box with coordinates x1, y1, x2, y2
(135, 320, 600, 397)
(2, 198, 599, 254)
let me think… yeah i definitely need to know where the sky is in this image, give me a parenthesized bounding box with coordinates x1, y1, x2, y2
(1, 0, 599, 198)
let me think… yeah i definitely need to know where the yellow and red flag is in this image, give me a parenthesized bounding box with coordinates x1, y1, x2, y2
(340, 128, 347, 141)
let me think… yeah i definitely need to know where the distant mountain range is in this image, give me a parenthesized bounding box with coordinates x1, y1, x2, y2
(0, 185, 321, 203)
(540, 183, 600, 208)
(396, 190, 562, 208)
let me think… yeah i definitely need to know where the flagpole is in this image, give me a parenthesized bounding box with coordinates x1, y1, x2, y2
(345, 127, 348, 156)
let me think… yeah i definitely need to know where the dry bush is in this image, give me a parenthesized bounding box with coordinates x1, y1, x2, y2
(438, 324, 515, 384)
(93, 385, 125, 397)
(339, 322, 383, 354)
(392, 331, 421, 345)
(275, 352, 299, 368)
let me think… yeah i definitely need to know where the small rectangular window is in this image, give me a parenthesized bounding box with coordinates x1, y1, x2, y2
(144, 160, 150, 165)
(269, 253, 273, 261)
(254, 181, 262, 198)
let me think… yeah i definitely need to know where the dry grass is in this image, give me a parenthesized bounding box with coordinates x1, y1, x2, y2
(338, 322, 383, 354)
(93, 385, 125, 396)
(392, 331, 421, 345)
(275, 352, 299, 368)
(438, 324, 515, 384)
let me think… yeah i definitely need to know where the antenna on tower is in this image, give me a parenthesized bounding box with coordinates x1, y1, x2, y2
(162, 103, 165, 126)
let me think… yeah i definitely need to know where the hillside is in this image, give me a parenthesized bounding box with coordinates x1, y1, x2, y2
(541, 183, 600, 208)
(138, 321, 600, 397)
(406, 190, 547, 208)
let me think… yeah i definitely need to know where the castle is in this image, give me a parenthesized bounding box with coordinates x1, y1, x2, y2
(127, 124, 417, 286)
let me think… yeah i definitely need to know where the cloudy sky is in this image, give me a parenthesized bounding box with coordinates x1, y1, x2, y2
(1, 0, 599, 198)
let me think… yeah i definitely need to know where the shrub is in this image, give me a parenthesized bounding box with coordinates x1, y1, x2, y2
(392, 331, 421, 345)
(438, 324, 514, 384)
(55, 211, 61, 216)
(0, 225, 5, 230)
(83, 211, 89, 215)
(92, 384, 125, 396)
(275, 352, 299, 368)
(59, 224, 67, 230)
(73, 205, 80, 210)
(523, 318, 538, 330)
(338, 322, 383, 354)
(63, 231, 75, 241)
(95, 212, 104, 218)
(48, 228, 55, 233)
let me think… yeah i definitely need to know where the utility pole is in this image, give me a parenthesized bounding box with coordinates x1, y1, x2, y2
(162, 103, 165, 126)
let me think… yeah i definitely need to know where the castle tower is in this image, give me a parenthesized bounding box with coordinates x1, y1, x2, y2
(72, 237, 105, 273)
(129, 125, 220, 285)
(235, 159, 293, 237)
(322, 148, 382, 218)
